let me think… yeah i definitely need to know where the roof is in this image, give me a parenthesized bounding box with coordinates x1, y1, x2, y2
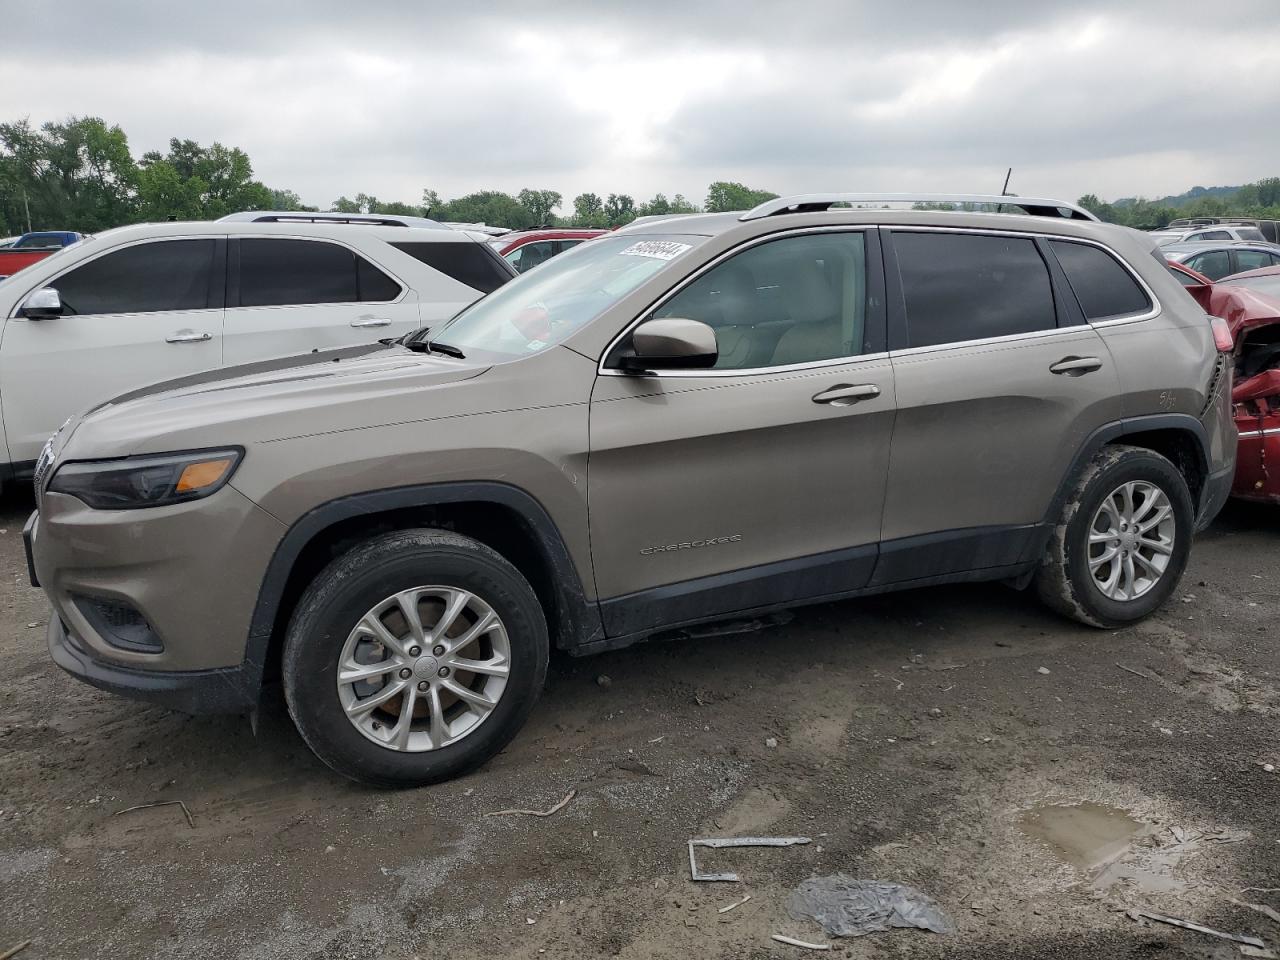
(1162, 240, 1280, 259)
(84, 220, 481, 245)
(1219, 264, 1280, 284)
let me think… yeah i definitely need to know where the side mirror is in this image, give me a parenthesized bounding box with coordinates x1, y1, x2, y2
(19, 287, 62, 320)
(619, 317, 718, 372)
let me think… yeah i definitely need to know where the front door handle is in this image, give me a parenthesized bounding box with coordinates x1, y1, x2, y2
(351, 317, 393, 328)
(1049, 356, 1103, 376)
(166, 331, 212, 344)
(812, 383, 881, 406)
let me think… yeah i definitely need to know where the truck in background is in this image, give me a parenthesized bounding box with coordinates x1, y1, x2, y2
(0, 232, 86, 279)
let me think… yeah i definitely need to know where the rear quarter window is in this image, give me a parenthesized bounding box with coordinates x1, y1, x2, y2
(391, 241, 512, 294)
(1048, 240, 1151, 320)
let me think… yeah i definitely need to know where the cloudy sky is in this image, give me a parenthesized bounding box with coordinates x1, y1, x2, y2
(3, 1, 1279, 213)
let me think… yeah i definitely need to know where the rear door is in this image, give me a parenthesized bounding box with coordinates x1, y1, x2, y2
(0, 237, 224, 463)
(222, 237, 419, 366)
(874, 228, 1125, 584)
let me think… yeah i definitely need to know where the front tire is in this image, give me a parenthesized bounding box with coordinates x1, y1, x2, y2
(1035, 445, 1193, 628)
(282, 529, 548, 787)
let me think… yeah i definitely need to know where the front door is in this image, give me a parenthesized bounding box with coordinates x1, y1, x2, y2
(587, 229, 896, 637)
(1, 237, 224, 464)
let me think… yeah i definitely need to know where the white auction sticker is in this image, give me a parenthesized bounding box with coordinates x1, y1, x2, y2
(618, 240, 692, 261)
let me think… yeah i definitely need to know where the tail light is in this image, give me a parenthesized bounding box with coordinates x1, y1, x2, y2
(1208, 315, 1234, 352)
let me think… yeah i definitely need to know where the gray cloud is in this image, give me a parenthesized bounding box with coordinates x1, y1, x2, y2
(1, 1, 1277, 209)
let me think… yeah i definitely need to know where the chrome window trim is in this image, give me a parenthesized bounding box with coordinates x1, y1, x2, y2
(598, 225, 877, 378)
(887, 323, 1095, 360)
(597, 222, 1162, 379)
(1236, 427, 1280, 438)
(884, 224, 1161, 329)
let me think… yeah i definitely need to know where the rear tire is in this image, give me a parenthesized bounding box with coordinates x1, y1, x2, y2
(1035, 445, 1193, 628)
(282, 529, 548, 787)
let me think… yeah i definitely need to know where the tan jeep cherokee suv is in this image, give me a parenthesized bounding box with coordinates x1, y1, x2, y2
(25, 194, 1236, 786)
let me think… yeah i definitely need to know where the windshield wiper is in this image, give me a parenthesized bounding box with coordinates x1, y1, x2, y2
(403, 338, 466, 359)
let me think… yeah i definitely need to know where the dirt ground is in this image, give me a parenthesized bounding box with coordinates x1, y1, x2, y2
(1, 487, 1277, 960)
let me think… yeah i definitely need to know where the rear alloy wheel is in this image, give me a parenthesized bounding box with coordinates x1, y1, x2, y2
(1036, 445, 1193, 628)
(283, 530, 548, 787)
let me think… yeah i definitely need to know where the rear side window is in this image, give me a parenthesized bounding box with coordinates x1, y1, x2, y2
(391, 241, 511, 294)
(1198, 230, 1231, 240)
(1232, 249, 1274, 274)
(238, 239, 401, 307)
(1049, 240, 1150, 320)
(54, 239, 216, 316)
(893, 232, 1057, 348)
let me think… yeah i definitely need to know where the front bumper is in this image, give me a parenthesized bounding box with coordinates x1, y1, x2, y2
(47, 615, 260, 714)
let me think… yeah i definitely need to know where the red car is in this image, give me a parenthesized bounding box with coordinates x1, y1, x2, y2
(489, 229, 608, 273)
(1183, 264, 1280, 505)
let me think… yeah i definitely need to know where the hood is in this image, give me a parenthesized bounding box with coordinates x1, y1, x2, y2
(62, 342, 491, 459)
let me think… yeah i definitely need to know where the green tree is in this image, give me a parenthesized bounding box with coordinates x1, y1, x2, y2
(518, 188, 562, 226)
(603, 193, 636, 226)
(705, 181, 778, 213)
(331, 196, 362, 213)
(435, 190, 532, 229)
(636, 192, 701, 217)
(571, 192, 606, 227)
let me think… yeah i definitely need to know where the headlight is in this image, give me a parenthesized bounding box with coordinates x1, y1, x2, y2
(46, 448, 243, 509)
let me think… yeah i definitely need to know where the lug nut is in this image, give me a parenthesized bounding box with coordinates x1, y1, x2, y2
(408, 646, 421, 657)
(399, 668, 412, 679)
(438, 666, 450, 678)
(417, 680, 429, 691)
(433, 645, 445, 657)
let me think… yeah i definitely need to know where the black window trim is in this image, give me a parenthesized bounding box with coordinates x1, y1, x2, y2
(882, 225, 1160, 355)
(598, 226, 888, 378)
(12, 235, 228, 319)
(227, 234, 406, 310)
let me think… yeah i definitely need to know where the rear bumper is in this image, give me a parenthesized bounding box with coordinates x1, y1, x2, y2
(1197, 463, 1235, 531)
(47, 615, 260, 715)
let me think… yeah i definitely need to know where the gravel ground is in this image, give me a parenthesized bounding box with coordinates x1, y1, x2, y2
(0, 487, 1276, 960)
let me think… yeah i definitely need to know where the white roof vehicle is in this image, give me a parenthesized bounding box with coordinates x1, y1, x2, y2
(0, 218, 515, 485)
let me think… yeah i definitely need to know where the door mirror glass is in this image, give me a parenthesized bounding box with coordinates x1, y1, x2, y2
(621, 317, 718, 371)
(19, 287, 62, 320)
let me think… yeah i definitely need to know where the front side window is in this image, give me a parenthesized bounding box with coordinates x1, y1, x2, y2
(437, 234, 705, 359)
(1185, 250, 1232, 281)
(652, 232, 869, 370)
(1049, 240, 1150, 320)
(52, 239, 216, 316)
(1194, 230, 1231, 241)
(893, 232, 1057, 348)
(238, 238, 400, 307)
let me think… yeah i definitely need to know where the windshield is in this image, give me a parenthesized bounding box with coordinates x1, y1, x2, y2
(435, 234, 704, 358)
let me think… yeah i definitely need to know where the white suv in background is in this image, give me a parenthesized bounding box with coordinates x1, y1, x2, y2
(0, 216, 514, 486)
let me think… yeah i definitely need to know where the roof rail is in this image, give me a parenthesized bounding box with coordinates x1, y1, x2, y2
(217, 210, 445, 229)
(740, 193, 1099, 222)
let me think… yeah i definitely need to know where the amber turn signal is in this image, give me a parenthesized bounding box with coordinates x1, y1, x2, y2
(175, 457, 236, 493)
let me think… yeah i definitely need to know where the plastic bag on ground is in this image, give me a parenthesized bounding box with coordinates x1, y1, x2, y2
(786, 874, 955, 938)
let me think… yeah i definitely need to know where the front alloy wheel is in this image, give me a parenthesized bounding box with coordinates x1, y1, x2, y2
(283, 529, 548, 787)
(338, 586, 511, 752)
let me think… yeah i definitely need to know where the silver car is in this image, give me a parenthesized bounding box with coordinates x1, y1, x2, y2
(26, 193, 1236, 786)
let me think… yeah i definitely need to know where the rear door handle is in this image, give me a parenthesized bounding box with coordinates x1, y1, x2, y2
(165, 331, 212, 344)
(812, 383, 881, 406)
(351, 317, 393, 328)
(1049, 356, 1103, 376)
